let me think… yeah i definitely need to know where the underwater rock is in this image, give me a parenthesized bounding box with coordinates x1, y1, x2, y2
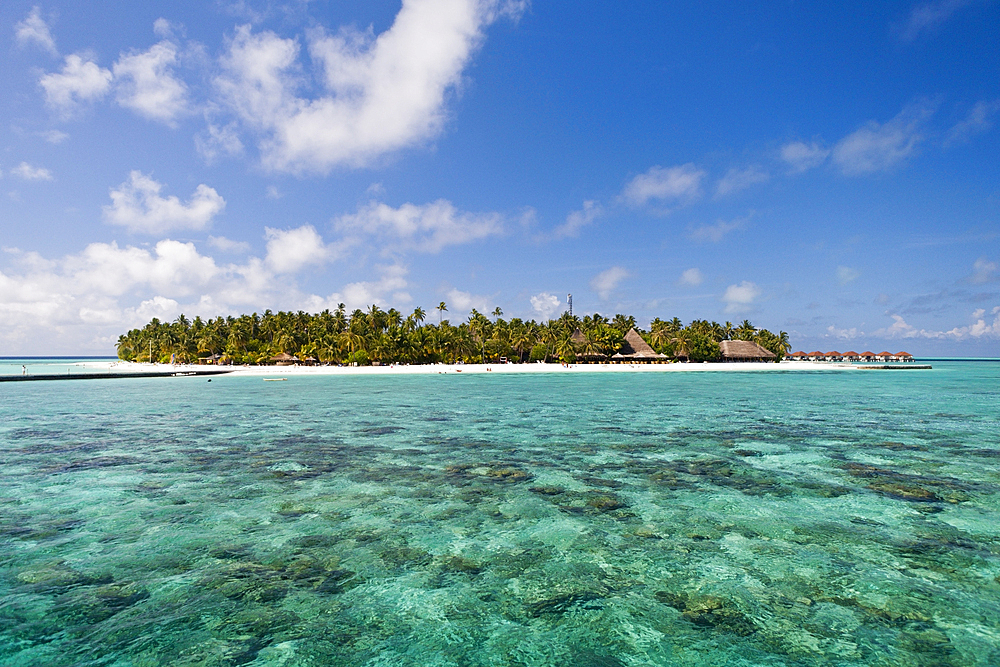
(528, 485, 565, 495)
(15, 561, 109, 592)
(655, 591, 758, 636)
(55, 581, 150, 624)
(524, 590, 604, 617)
(650, 458, 792, 497)
(436, 555, 485, 575)
(445, 463, 533, 484)
(839, 462, 971, 503)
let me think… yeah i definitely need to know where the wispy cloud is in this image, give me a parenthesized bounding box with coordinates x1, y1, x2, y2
(679, 268, 703, 286)
(946, 100, 1000, 146)
(10, 162, 53, 181)
(550, 200, 602, 239)
(896, 0, 975, 41)
(621, 164, 705, 207)
(836, 266, 860, 285)
(780, 140, 829, 173)
(689, 217, 746, 243)
(715, 165, 769, 197)
(832, 102, 934, 175)
(590, 266, 628, 300)
(970, 257, 998, 284)
(336, 199, 504, 254)
(15, 6, 57, 56)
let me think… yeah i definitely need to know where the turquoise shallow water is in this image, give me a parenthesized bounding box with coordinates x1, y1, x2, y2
(1, 362, 999, 666)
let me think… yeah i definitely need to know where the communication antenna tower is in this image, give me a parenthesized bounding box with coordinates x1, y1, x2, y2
(567, 293, 573, 317)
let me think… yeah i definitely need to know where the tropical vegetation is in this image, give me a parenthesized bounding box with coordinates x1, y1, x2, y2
(115, 305, 790, 365)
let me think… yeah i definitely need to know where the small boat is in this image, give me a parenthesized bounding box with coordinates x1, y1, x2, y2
(263, 378, 287, 382)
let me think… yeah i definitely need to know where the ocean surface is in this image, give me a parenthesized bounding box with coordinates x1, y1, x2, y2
(1, 361, 998, 666)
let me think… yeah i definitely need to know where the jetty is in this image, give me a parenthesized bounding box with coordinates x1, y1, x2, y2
(0, 369, 233, 383)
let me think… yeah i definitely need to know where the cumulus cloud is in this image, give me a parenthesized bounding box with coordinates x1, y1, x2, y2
(530, 292, 562, 319)
(551, 200, 601, 239)
(622, 164, 704, 207)
(590, 266, 628, 300)
(970, 257, 997, 284)
(320, 264, 411, 311)
(0, 234, 367, 352)
(208, 235, 251, 253)
(721, 281, 761, 313)
(946, 100, 1000, 145)
(896, 0, 974, 41)
(264, 225, 332, 273)
(15, 6, 57, 55)
(836, 266, 860, 285)
(103, 171, 226, 234)
(40, 54, 113, 118)
(215, 0, 522, 173)
(336, 199, 503, 253)
(679, 268, 703, 286)
(689, 217, 744, 243)
(780, 141, 829, 173)
(715, 165, 769, 197)
(444, 287, 490, 315)
(832, 103, 934, 175)
(112, 41, 190, 126)
(10, 163, 53, 181)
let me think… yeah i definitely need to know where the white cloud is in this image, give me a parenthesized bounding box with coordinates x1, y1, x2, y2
(780, 141, 829, 173)
(897, 0, 973, 41)
(103, 171, 226, 234)
(40, 54, 113, 118)
(715, 165, 769, 197)
(15, 6, 57, 56)
(827, 325, 862, 339)
(970, 257, 997, 284)
(530, 292, 562, 320)
(319, 265, 411, 312)
(264, 225, 331, 273)
(208, 235, 251, 253)
(590, 266, 628, 300)
(551, 200, 601, 239)
(196, 122, 245, 163)
(680, 268, 703, 286)
(444, 287, 490, 315)
(216, 0, 522, 173)
(40, 129, 69, 144)
(721, 281, 761, 313)
(113, 40, 190, 126)
(946, 100, 1000, 145)
(10, 162, 53, 181)
(689, 217, 744, 243)
(836, 266, 860, 285)
(622, 164, 704, 207)
(336, 199, 503, 253)
(832, 103, 934, 175)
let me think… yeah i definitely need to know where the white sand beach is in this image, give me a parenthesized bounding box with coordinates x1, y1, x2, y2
(98, 360, 861, 376)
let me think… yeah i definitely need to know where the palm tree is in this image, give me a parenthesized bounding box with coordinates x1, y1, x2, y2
(492, 306, 503, 321)
(438, 301, 447, 324)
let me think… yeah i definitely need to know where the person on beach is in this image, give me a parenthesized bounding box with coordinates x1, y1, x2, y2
(22, 365, 27, 376)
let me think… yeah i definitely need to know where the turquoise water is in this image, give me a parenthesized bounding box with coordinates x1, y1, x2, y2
(0, 358, 118, 377)
(1, 363, 999, 666)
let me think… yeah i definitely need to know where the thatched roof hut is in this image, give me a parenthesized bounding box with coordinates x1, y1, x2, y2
(611, 329, 668, 362)
(720, 340, 776, 362)
(269, 352, 299, 366)
(570, 328, 607, 362)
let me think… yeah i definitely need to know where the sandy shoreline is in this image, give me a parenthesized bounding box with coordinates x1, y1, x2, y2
(91, 360, 862, 376)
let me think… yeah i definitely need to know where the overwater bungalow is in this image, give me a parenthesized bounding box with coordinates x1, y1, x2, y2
(859, 351, 876, 362)
(611, 329, 668, 363)
(788, 351, 809, 361)
(720, 340, 776, 362)
(824, 351, 843, 362)
(807, 350, 825, 361)
(876, 351, 894, 362)
(893, 351, 915, 362)
(841, 351, 860, 362)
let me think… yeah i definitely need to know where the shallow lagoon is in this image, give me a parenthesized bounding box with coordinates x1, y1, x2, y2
(1, 362, 999, 666)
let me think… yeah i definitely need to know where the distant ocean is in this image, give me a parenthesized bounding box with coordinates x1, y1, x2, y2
(1, 361, 998, 665)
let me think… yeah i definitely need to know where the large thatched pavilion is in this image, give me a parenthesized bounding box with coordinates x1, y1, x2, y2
(719, 340, 776, 362)
(611, 329, 668, 363)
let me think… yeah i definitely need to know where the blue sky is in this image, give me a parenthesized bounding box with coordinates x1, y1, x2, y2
(1, 0, 998, 355)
